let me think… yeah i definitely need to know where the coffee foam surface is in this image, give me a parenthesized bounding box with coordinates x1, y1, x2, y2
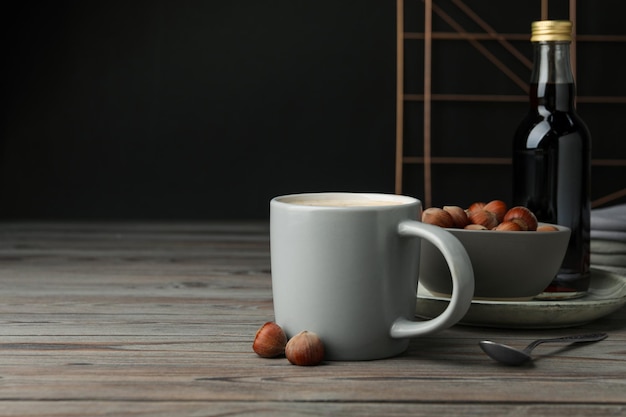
(287, 198, 405, 207)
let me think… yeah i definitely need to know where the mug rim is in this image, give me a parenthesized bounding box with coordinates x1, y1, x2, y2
(271, 192, 419, 209)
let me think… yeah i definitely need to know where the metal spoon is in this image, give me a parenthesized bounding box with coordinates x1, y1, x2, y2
(479, 332, 608, 366)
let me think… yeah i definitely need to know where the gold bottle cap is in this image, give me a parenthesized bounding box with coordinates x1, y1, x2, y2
(531, 20, 572, 42)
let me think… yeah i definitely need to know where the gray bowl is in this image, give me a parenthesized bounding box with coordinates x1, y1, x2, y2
(419, 223, 571, 300)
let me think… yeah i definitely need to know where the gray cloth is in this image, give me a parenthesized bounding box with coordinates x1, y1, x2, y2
(591, 253, 626, 267)
(592, 264, 626, 276)
(591, 239, 626, 254)
(591, 204, 626, 268)
(591, 203, 626, 241)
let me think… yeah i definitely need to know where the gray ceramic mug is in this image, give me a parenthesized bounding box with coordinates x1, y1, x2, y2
(270, 192, 474, 361)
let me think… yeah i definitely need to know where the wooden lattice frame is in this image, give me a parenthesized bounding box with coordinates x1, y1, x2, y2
(395, 0, 626, 208)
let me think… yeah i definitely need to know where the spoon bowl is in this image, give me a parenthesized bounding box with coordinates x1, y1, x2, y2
(479, 333, 608, 366)
(479, 340, 532, 365)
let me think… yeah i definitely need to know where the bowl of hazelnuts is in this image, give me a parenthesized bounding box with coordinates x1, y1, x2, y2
(418, 200, 571, 300)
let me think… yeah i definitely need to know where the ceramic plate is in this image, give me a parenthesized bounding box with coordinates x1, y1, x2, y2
(415, 268, 626, 329)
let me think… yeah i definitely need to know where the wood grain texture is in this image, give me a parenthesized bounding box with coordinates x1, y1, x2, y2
(1, 222, 625, 416)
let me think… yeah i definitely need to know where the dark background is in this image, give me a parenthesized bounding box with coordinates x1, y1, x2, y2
(2, 1, 624, 220)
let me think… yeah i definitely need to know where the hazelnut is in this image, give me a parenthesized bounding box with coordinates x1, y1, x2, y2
(253, 321, 287, 358)
(464, 224, 488, 230)
(503, 206, 538, 231)
(468, 209, 498, 229)
(494, 221, 522, 231)
(467, 201, 486, 214)
(443, 206, 470, 228)
(537, 224, 559, 232)
(483, 200, 508, 223)
(422, 207, 455, 228)
(285, 330, 324, 366)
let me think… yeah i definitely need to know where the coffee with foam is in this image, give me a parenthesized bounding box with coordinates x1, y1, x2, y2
(287, 198, 405, 207)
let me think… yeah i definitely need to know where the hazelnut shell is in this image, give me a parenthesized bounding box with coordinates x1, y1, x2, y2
(422, 207, 455, 228)
(484, 200, 508, 223)
(503, 206, 538, 231)
(464, 224, 488, 230)
(494, 221, 523, 231)
(537, 224, 559, 232)
(253, 321, 287, 358)
(443, 206, 470, 228)
(467, 201, 486, 214)
(285, 330, 325, 366)
(468, 209, 498, 230)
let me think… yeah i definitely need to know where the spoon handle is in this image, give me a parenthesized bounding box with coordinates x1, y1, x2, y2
(524, 332, 608, 352)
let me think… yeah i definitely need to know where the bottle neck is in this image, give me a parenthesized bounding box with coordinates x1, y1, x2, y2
(529, 41, 576, 111)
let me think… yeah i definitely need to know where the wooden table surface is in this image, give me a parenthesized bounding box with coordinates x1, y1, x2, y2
(1, 222, 625, 416)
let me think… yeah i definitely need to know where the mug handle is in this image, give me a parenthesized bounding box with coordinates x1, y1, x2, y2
(390, 220, 474, 338)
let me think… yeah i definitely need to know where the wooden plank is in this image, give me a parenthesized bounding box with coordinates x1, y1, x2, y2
(2, 401, 623, 417)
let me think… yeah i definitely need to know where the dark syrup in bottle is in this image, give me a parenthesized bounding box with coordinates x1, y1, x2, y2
(513, 82, 591, 297)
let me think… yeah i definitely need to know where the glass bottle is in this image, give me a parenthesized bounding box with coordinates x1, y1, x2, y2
(512, 20, 591, 299)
